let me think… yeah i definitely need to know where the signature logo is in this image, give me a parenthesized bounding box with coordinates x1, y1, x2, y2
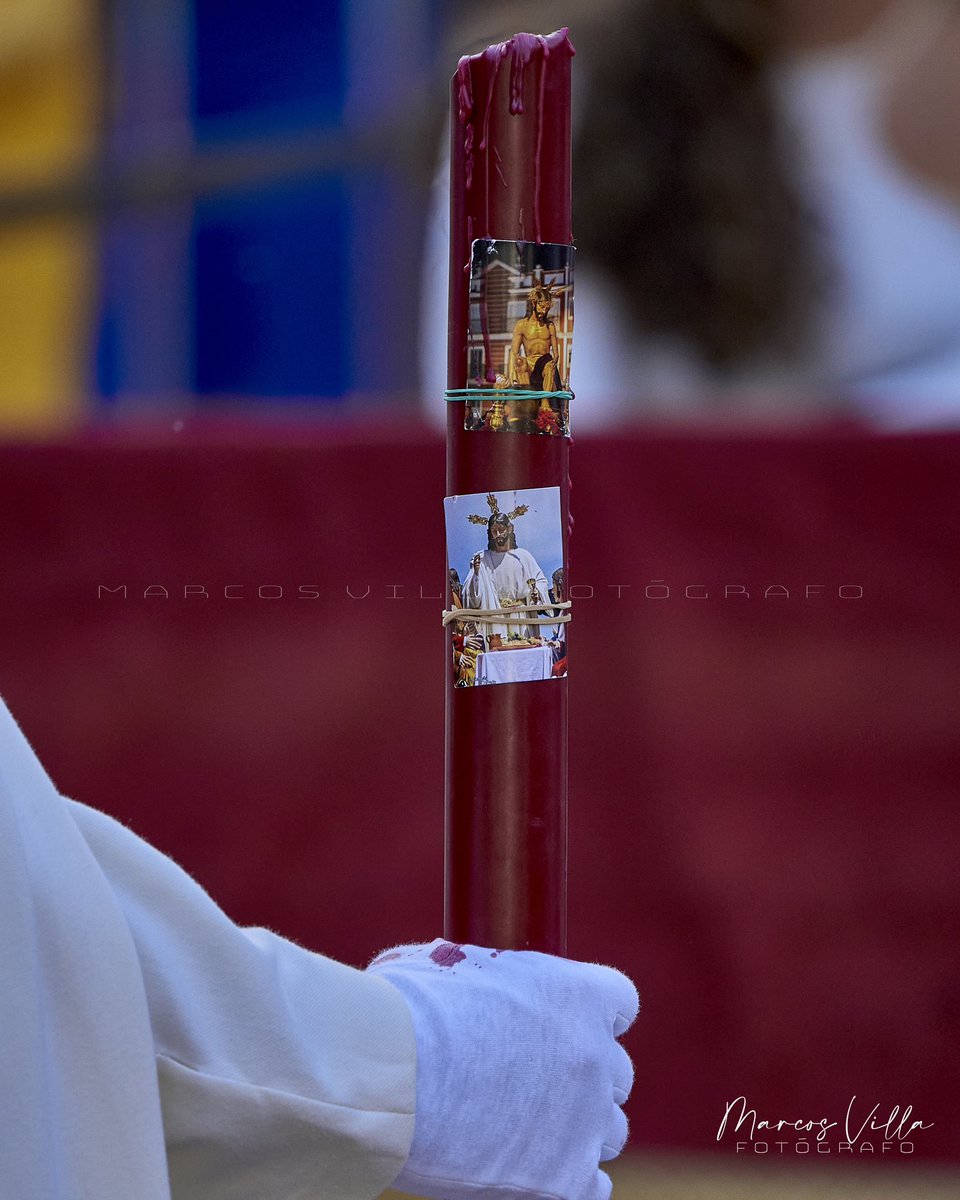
(717, 1095, 934, 1155)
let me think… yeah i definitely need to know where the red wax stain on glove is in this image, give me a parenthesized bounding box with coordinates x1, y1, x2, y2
(369, 952, 404, 967)
(430, 942, 466, 968)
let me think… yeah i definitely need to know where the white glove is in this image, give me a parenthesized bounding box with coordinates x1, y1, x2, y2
(367, 938, 638, 1200)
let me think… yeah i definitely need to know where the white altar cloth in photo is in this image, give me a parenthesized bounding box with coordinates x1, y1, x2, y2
(475, 646, 553, 686)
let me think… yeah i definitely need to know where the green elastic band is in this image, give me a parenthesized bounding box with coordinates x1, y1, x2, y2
(445, 388, 574, 402)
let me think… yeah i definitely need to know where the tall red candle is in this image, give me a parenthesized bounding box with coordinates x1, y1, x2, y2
(445, 30, 574, 954)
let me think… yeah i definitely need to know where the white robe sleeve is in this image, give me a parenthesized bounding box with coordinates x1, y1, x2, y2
(464, 557, 505, 644)
(0, 699, 416, 1200)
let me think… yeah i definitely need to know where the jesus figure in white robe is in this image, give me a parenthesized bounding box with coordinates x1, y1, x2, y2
(463, 511, 550, 648)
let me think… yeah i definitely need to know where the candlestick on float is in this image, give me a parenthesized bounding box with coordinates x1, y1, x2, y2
(444, 30, 574, 955)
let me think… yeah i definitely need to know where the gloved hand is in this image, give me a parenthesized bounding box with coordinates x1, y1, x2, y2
(367, 938, 638, 1200)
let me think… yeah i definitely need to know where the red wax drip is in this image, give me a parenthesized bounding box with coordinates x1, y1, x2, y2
(534, 46, 550, 241)
(430, 942, 466, 968)
(508, 33, 541, 114)
(480, 50, 505, 150)
(456, 58, 475, 190)
(464, 215, 474, 276)
(445, 30, 574, 956)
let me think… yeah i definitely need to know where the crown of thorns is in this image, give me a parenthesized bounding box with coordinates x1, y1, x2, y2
(466, 492, 529, 526)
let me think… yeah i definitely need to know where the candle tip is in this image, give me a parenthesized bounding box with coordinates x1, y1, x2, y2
(457, 27, 575, 72)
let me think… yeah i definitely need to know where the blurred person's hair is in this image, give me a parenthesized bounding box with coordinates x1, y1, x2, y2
(574, 0, 824, 370)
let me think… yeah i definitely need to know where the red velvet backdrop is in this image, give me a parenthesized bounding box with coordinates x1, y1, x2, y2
(2, 425, 957, 1163)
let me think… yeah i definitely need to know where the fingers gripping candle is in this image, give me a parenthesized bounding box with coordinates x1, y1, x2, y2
(444, 30, 574, 954)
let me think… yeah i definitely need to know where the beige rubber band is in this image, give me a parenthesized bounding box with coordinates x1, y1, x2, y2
(441, 601, 571, 628)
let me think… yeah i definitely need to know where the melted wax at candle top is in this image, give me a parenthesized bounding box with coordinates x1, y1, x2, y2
(457, 28, 574, 120)
(455, 27, 575, 224)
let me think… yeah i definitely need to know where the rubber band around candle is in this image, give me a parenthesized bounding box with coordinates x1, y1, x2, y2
(442, 601, 571, 627)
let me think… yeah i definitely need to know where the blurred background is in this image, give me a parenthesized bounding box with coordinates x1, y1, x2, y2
(2, 1, 959, 1197)
(0, 0, 449, 429)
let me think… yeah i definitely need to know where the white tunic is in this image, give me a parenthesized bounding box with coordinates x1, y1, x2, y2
(464, 547, 550, 645)
(0, 698, 415, 1200)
